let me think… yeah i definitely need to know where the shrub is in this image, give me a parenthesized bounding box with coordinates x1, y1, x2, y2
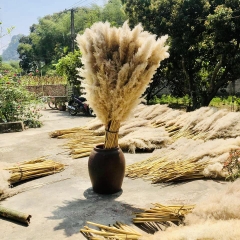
(0, 74, 42, 128)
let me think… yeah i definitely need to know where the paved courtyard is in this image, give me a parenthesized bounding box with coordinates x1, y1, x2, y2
(0, 107, 228, 240)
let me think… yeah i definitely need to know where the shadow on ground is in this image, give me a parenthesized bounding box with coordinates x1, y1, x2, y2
(48, 187, 143, 237)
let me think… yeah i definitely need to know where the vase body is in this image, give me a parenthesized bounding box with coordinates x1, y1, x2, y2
(88, 144, 125, 194)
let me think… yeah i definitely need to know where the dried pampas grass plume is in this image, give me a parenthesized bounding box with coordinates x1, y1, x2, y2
(76, 21, 169, 148)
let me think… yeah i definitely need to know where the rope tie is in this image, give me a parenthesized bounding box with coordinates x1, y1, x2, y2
(105, 129, 119, 134)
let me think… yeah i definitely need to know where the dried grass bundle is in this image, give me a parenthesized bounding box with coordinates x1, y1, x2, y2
(49, 127, 86, 138)
(65, 135, 105, 159)
(119, 119, 151, 137)
(152, 108, 184, 128)
(76, 21, 169, 148)
(119, 127, 171, 153)
(133, 104, 165, 120)
(85, 118, 103, 130)
(149, 179, 240, 240)
(5, 157, 65, 184)
(126, 137, 240, 182)
(80, 221, 141, 240)
(133, 203, 194, 234)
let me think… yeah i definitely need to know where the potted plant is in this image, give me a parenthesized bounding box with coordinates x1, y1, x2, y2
(57, 100, 66, 111)
(76, 21, 169, 194)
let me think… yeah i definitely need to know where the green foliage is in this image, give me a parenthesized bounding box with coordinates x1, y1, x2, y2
(20, 75, 67, 86)
(0, 73, 42, 128)
(17, 1, 127, 74)
(55, 50, 82, 85)
(122, 0, 240, 110)
(102, 0, 127, 26)
(149, 95, 190, 106)
(223, 149, 240, 181)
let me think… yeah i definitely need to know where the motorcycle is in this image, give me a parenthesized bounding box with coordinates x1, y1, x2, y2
(67, 95, 95, 116)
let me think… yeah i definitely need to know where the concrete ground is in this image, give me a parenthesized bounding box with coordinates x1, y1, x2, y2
(0, 107, 228, 240)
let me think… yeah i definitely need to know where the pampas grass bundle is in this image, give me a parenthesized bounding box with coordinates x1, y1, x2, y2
(119, 127, 171, 153)
(76, 21, 169, 149)
(126, 137, 240, 182)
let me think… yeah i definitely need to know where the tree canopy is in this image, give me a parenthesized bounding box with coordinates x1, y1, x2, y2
(18, 0, 127, 75)
(122, 0, 240, 109)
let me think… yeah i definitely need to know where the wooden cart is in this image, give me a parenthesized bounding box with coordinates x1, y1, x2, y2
(47, 96, 68, 110)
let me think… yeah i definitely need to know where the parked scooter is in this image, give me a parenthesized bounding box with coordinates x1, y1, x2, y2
(68, 95, 95, 116)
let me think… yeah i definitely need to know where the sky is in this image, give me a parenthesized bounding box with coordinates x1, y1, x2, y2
(0, 0, 106, 54)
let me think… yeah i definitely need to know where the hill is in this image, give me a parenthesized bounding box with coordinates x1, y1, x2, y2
(1, 34, 23, 61)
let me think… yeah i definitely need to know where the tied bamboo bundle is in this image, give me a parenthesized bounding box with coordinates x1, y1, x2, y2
(65, 135, 105, 159)
(76, 21, 169, 149)
(80, 221, 142, 240)
(126, 157, 209, 183)
(5, 157, 65, 184)
(133, 203, 194, 234)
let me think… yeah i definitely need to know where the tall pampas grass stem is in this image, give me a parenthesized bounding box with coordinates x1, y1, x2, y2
(76, 21, 169, 148)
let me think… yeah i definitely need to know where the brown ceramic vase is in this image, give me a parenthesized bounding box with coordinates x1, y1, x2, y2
(88, 144, 125, 194)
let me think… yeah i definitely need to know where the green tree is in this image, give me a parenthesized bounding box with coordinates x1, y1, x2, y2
(122, 0, 240, 110)
(55, 50, 82, 85)
(17, 3, 127, 75)
(102, 0, 127, 26)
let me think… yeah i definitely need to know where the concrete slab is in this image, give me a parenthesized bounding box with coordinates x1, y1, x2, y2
(0, 107, 229, 240)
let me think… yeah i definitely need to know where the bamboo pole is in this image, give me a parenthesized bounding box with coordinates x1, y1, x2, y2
(0, 206, 31, 225)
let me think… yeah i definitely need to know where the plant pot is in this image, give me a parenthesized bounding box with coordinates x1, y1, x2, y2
(88, 144, 125, 194)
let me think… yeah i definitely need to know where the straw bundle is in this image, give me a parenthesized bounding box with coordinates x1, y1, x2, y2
(149, 179, 240, 240)
(153, 107, 240, 141)
(126, 137, 240, 183)
(5, 157, 65, 184)
(133, 203, 194, 234)
(49, 127, 87, 138)
(65, 135, 105, 159)
(80, 221, 141, 240)
(76, 21, 169, 149)
(119, 127, 171, 153)
(126, 157, 209, 183)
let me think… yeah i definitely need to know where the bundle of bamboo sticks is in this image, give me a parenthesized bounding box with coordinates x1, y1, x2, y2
(80, 221, 142, 240)
(132, 203, 194, 234)
(49, 127, 88, 138)
(126, 157, 209, 183)
(64, 135, 104, 159)
(5, 157, 65, 184)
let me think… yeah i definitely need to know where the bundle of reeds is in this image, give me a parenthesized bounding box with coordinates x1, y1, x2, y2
(126, 137, 240, 183)
(65, 135, 105, 158)
(119, 127, 171, 153)
(49, 127, 87, 138)
(133, 203, 194, 234)
(5, 157, 65, 184)
(76, 21, 169, 149)
(126, 157, 209, 183)
(80, 221, 142, 240)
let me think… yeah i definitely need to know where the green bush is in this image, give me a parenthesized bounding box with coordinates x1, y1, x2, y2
(0, 74, 42, 128)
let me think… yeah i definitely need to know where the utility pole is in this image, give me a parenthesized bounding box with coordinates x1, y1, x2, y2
(71, 8, 75, 53)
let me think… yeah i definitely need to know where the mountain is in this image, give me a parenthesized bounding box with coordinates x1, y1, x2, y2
(1, 34, 23, 61)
